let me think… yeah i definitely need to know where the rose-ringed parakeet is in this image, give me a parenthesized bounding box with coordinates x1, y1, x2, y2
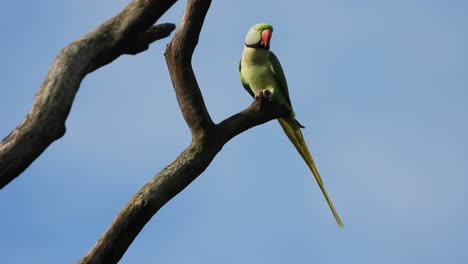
(239, 23, 343, 227)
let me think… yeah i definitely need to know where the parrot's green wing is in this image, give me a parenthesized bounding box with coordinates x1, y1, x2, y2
(269, 52, 292, 107)
(269, 52, 305, 128)
(239, 59, 255, 98)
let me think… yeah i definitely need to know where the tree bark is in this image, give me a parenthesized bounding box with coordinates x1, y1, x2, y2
(0, 0, 177, 189)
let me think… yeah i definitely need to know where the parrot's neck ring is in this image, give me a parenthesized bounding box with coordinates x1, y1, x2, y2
(245, 43, 270, 50)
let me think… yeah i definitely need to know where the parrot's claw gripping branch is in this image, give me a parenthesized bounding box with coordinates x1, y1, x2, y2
(254, 89, 273, 101)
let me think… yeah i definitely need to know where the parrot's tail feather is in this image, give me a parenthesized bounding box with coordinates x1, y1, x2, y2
(278, 117, 344, 228)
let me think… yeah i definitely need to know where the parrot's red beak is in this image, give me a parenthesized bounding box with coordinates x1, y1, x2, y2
(261, 29, 272, 48)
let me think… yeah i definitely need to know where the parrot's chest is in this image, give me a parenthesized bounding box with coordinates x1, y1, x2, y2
(242, 64, 277, 93)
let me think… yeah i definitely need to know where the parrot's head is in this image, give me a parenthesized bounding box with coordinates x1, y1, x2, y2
(244, 23, 273, 50)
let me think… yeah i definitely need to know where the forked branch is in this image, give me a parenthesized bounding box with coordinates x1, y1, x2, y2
(78, 0, 290, 263)
(0, 0, 177, 189)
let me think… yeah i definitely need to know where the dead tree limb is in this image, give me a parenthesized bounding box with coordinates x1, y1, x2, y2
(0, 0, 177, 189)
(78, 0, 290, 263)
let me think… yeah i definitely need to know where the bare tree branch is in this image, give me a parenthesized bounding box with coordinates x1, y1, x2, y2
(165, 0, 215, 138)
(217, 97, 291, 144)
(123, 23, 176, 55)
(76, 101, 289, 264)
(0, 0, 177, 189)
(77, 1, 291, 263)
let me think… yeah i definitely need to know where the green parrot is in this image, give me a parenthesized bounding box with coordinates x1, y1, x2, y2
(239, 23, 344, 227)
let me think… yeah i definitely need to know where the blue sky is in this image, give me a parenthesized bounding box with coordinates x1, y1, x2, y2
(1, 1, 467, 263)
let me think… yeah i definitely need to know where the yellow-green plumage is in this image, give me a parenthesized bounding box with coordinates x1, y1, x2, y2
(277, 117, 343, 227)
(240, 23, 343, 227)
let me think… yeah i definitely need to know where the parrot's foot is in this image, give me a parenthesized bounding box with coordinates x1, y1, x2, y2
(254, 89, 273, 101)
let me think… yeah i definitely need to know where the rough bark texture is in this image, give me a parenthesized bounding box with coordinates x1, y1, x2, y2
(2, 1, 291, 263)
(0, 0, 177, 189)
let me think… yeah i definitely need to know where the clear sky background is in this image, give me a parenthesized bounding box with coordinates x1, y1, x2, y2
(1, 1, 467, 263)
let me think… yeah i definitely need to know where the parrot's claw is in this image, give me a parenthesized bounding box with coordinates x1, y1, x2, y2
(254, 91, 263, 100)
(255, 89, 273, 101)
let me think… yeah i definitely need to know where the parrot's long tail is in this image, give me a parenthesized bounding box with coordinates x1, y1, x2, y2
(278, 117, 344, 228)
